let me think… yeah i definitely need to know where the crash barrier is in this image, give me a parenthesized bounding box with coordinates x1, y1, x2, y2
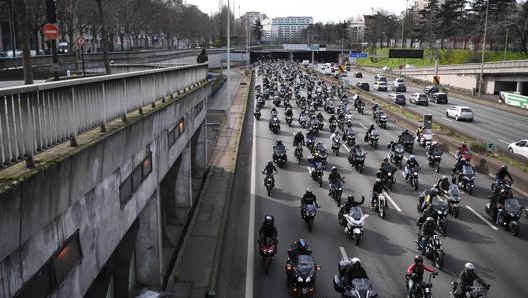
(503, 92, 528, 109)
(0, 63, 208, 168)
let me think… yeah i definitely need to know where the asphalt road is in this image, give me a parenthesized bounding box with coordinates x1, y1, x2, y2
(342, 70, 528, 152)
(218, 66, 528, 298)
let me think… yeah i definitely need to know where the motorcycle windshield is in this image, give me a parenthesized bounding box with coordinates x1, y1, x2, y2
(314, 161, 323, 169)
(355, 148, 365, 156)
(504, 198, 521, 215)
(462, 165, 474, 176)
(350, 207, 363, 220)
(271, 118, 279, 124)
(371, 130, 379, 137)
(402, 134, 414, 142)
(422, 129, 433, 139)
(448, 185, 460, 200)
(381, 164, 396, 174)
(432, 147, 443, 156)
(294, 255, 315, 278)
(379, 114, 387, 120)
(393, 144, 404, 154)
(351, 278, 371, 294)
(274, 146, 286, 154)
(306, 204, 317, 215)
(432, 196, 448, 211)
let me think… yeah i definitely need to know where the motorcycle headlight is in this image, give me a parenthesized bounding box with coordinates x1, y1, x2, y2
(388, 173, 392, 177)
(413, 172, 418, 176)
(298, 276, 303, 282)
(437, 210, 442, 215)
(305, 277, 311, 283)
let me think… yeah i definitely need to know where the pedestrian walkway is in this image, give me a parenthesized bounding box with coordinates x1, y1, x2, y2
(166, 68, 250, 298)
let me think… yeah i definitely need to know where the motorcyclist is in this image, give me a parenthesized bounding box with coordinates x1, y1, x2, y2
(418, 188, 439, 212)
(452, 157, 467, 183)
(301, 188, 320, 218)
(338, 195, 365, 226)
(427, 141, 440, 156)
(488, 189, 511, 224)
(452, 263, 490, 298)
(494, 165, 513, 190)
(388, 140, 397, 152)
(328, 113, 337, 124)
(315, 141, 326, 155)
(293, 130, 305, 147)
(258, 215, 278, 252)
(270, 107, 278, 117)
(316, 112, 324, 122)
(372, 103, 379, 113)
(379, 157, 390, 171)
(331, 131, 341, 146)
(328, 166, 344, 195)
(404, 155, 420, 182)
(342, 257, 369, 287)
(435, 176, 450, 195)
(287, 238, 311, 261)
(285, 107, 293, 118)
(406, 256, 438, 298)
(262, 161, 278, 187)
(417, 216, 441, 250)
(371, 178, 384, 207)
(273, 139, 286, 160)
(365, 124, 375, 142)
(398, 129, 413, 144)
(416, 124, 424, 139)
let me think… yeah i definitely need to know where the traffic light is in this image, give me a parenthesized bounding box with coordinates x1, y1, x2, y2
(46, 0, 57, 23)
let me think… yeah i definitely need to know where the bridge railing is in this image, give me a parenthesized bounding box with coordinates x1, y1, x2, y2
(399, 59, 528, 74)
(0, 63, 208, 168)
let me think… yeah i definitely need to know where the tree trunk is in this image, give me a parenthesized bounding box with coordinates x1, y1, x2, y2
(95, 0, 111, 74)
(15, 0, 33, 84)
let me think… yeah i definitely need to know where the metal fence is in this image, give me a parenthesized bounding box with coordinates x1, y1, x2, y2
(0, 63, 207, 168)
(399, 60, 528, 75)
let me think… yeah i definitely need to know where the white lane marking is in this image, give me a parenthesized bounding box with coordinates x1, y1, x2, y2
(245, 114, 257, 298)
(263, 196, 301, 207)
(498, 139, 510, 145)
(339, 247, 348, 259)
(343, 144, 351, 152)
(360, 123, 367, 129)
(465, 205, 499, 231)
(383, 191, 402, 212)
(442, 117, 452, 122)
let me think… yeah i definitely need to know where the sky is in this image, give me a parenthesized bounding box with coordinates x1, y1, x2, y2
(185, 0, 412, 23)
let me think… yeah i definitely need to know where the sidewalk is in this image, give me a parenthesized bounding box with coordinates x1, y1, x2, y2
(166, 68, 250, 298)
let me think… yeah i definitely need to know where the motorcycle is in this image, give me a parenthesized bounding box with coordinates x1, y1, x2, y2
(306, 137, 315, 153)
(344, 206, 365, 245)
(491, 179, 513, 197)
(375, 112, 388, 129)
(431, 196, 449, 235)
(332, 138, 341, 156)
(262, 172, 276, 196)
(254, 108, 261, 120)
(367, 130, 380, 149)
(345, 114, 353, 128)
(273, 97, 281, 107)
(310, 119, 320, 135)
(330, 120, 338, 133)
(302, 203, 317, 232)
(269, 118, 281, 134)
(441, 184, 461, 218)
(356, 103, 364, 115)
(348, 148, 367, 173)
(333, 274, 378, 298)
(259, 236, 277, 274)
(285, 254, 320, 297)
(405, 166, 420, 191)
(342, 130, 356, 147)
(299, 114, 308, 128)
(310, 159, 324, 187)
(426, 146, 443, 173)
(330, 178, 345, 206)
(449, 284, 490, 298)
(294, 145, 303, 164)
(417, 129, 433, 148)
(389, 144, 405, 169)
(485, 197, 523, 236)
(417, 234, 445, 269)
(400, 133, 415, 153)
(406, 272, 437, 298)
(371, 192, 387, 219)
(273, 147, 288, 167)
(455, 164, 475, 195)
(257, 98, 265, 109)
(378, 164, 397, 191)
(286, 115, 293, 127)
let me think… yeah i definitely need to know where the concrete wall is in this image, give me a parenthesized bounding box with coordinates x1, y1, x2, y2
(0, 84, 210, 298)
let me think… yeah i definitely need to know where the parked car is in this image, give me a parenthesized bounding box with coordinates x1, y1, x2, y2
(431, 92, 448, 104)
(373, 81, 388, 91)
(374, 74, 387, 82)
(424, 85, 439, 95)
(389, 93, 406, 105)
(356, 82, 370, 91)
(507, 140, 528, 159)
(354, 72, 363, 78)
(446, 106, 473, 121)
(410, 92, 429, 105)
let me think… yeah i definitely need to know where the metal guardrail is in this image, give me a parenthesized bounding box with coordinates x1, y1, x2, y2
(0, 63, 207, 167)
(398, 59, 528, 75)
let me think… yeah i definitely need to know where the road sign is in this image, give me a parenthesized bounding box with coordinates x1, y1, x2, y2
(76, 37, 85, 47)
(388, 49, 424, 58)
(43, 23, 59, 40)
(349, 53, 368, 58)
(309, 44, 320, 51)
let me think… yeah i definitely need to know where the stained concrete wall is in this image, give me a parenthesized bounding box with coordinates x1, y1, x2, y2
(0, 84, 210, 298)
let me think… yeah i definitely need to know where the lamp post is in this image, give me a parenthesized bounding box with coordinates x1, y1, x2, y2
(226, 0, 231, 128)
(478, 0, 489, 97)
(401, 0, 408, 48)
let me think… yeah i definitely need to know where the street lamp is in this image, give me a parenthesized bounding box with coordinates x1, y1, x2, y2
(401, 0, 408, 48)
(478, 0, 489, 97)
(226, 0, 231, 128)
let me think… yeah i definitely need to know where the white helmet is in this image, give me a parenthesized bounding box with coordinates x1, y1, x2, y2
(351, 257, 361, 266)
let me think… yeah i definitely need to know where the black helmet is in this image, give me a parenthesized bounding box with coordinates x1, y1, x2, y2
(429, 188, 439, 196)
(502, 165, 508, 171)
(414, 255, 423, 264)
(268, 161, 273, 166)
(277, 139, 283, 145)
(347, 195, 354, 203)
(355, 144, 360, 148)
(383, 157, 388, 162)
(332, 166, 337, 173)
(264, 214, 274, 226)
(297, 238, 307, 249)
(370, 124, 375, 129)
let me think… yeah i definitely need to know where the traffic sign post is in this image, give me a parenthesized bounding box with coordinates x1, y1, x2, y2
(43, 23, 59, 40)
(76, 37, 86, 77)
(349, 53, 368, 58)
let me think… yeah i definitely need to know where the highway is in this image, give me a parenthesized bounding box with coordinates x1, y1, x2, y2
(342, 70, 528, 152)
(217, 62, 528, 298)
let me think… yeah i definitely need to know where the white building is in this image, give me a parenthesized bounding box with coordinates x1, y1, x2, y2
(246, 11, 261, 26)
(413, 0, 446, 11)
(271, 16, 313, 41)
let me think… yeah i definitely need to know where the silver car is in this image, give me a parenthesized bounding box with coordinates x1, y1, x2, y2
(446, 106, 473, 122)
(410, 93, 429, 105)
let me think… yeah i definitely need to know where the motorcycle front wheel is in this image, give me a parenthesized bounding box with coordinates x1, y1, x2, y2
(435, 252, 444, 269)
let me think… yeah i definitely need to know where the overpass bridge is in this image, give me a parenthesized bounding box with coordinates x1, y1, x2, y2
(0, 63, 214, 298)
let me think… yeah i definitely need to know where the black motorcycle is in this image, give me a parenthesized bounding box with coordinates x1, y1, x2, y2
(254, 108, 261, 120)
(334, 258, 378, 298)
(310, 159, 324, 187)
(330, 178, 345, 206)
(378, 164, 397, 191)
(356, 103, 364, 115)
(400, 133, 415, 153)
(485, 197, 523, 236)
(306, 137, 315, 153)
(331, 138, 341, 156)
(389, 143, 405, 169)
(299, 114, 309, 128)
(342, 130, 356, 147)
(348, 148, 367, 173)
(406, 272, 437, 298)
(405, 165, 420, 191)
(273, 147, 287, 167)
(286, 254, 320, 297)
(455, 164, 475, 195)
(301, 203, 317, 232)
(371, 192, 387, 219)
(426, 146, 443, 173)
(431, 196, 449, 235)
(367, 130, 380, 149)
(330, 120, 338, 133)
(491, 179, 513, 197)
(442, 184, 461, 218)
(269, 118, 281, 134)
(375, 112, 388, 129)
(262, 172, 276, 196)
(286, 115, 293, 127)
(417, 234, 445, 270)
(294, 145, 303, 164)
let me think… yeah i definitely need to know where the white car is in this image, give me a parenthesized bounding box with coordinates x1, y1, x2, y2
(410, 93, 429, 105)
(446, 106, 473, 122)
(373, 81, 388, 91)
(508, 139, 528, 158)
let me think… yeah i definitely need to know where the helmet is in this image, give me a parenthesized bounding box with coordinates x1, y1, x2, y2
(277, 139, 283, 145)
(383, 157, 388, 162)
(414, 255, 423, 264)
(376, 178, 382, 183)
(264, 214, 274, 226)
(410, 155, 416, 161)
(370, 124, 375, 129)
(332, 166, 337, 173)
(268, 161, 273, 166)
(351, 257, 361, 266)
(442, 175, 448, 181)
(298, 130, 302, 134)
(306, 188, 312, 194)
(355, 144, 360, 148)
(297, 238, 307, 249)
(464, 262, 475, 273)
(430, 188, 439, 196)
(502, 165, 508, 171)
(432, 141, 438, 146)
(347, 195, 354, 203)
(426, 216, 434, 222)
(404, 129, 409, 133)
(419, 124, 424, 128)
(460, 157, 466, 162)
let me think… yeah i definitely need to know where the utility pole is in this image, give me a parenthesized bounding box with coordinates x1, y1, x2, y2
(227, 0, 231, 129)
(15, 0, 33, 84)
(401, 0, 408, 48)
(478, 0, 489, 97)
(45, 0, 59, 80)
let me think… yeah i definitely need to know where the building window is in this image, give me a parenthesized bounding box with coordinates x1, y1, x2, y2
(52, 231, 83, 286)
(119, 175, 133, 207)
(142, 154, 152, 178)
(168, 116, 185, 149)
(178, 117, 185, 135)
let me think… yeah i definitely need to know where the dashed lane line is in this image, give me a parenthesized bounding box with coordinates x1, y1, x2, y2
(339, 247, 348, 259)
(465, 205, 499, 231)
(383, 191, 402, 212)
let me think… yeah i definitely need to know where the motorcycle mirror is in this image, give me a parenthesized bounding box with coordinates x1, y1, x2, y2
(286, 264, 293, 271)
(316, 265, 321, 271)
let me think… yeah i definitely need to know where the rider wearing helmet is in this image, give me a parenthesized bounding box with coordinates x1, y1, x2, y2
(427, 141, 440, 157)
(287, 238, 311, 260)
(262, 161, 278, 187)
(405, 155, 420, 182)
(270, 107, 278, 116)
(371, 178, 384, 207)
(258, 215, 278, 249)
(380, 157, 390, 170)
(418, 187, 439, 212)
(293, 130, 305, 147)
(452, 263, 490, 298)
(494, 165, 513, 191)
(417, 216, 440, 251)
(417, 204, 437, 226)
(285, 106, 293, 117)
(406, 256, 438, 298)
(301, 188, 320, 219)
(328, 113, 337, 123)
(365, 124, 375, 142)
(436, 176, 450, 194)
(399, 129, 412, 144)
(488, 188, 511, 224)
(328, 166, 344, 195)
(273, 139, 286, 161)
(343, 257, 369, 287)
(338, 195, 365, 226)
(416, 124, 425, 138)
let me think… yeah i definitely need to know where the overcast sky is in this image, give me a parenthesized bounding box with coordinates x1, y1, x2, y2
(186, 0, 411, 23)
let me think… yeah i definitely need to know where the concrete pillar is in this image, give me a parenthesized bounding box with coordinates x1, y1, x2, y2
(516, 81, 524, 94)
(193, 122, 208, 177)
(135, 192, 162, 287)
(175, 143, 192, 210)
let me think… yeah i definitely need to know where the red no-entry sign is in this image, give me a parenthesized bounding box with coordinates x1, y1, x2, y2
(43, 23, 59, 40)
